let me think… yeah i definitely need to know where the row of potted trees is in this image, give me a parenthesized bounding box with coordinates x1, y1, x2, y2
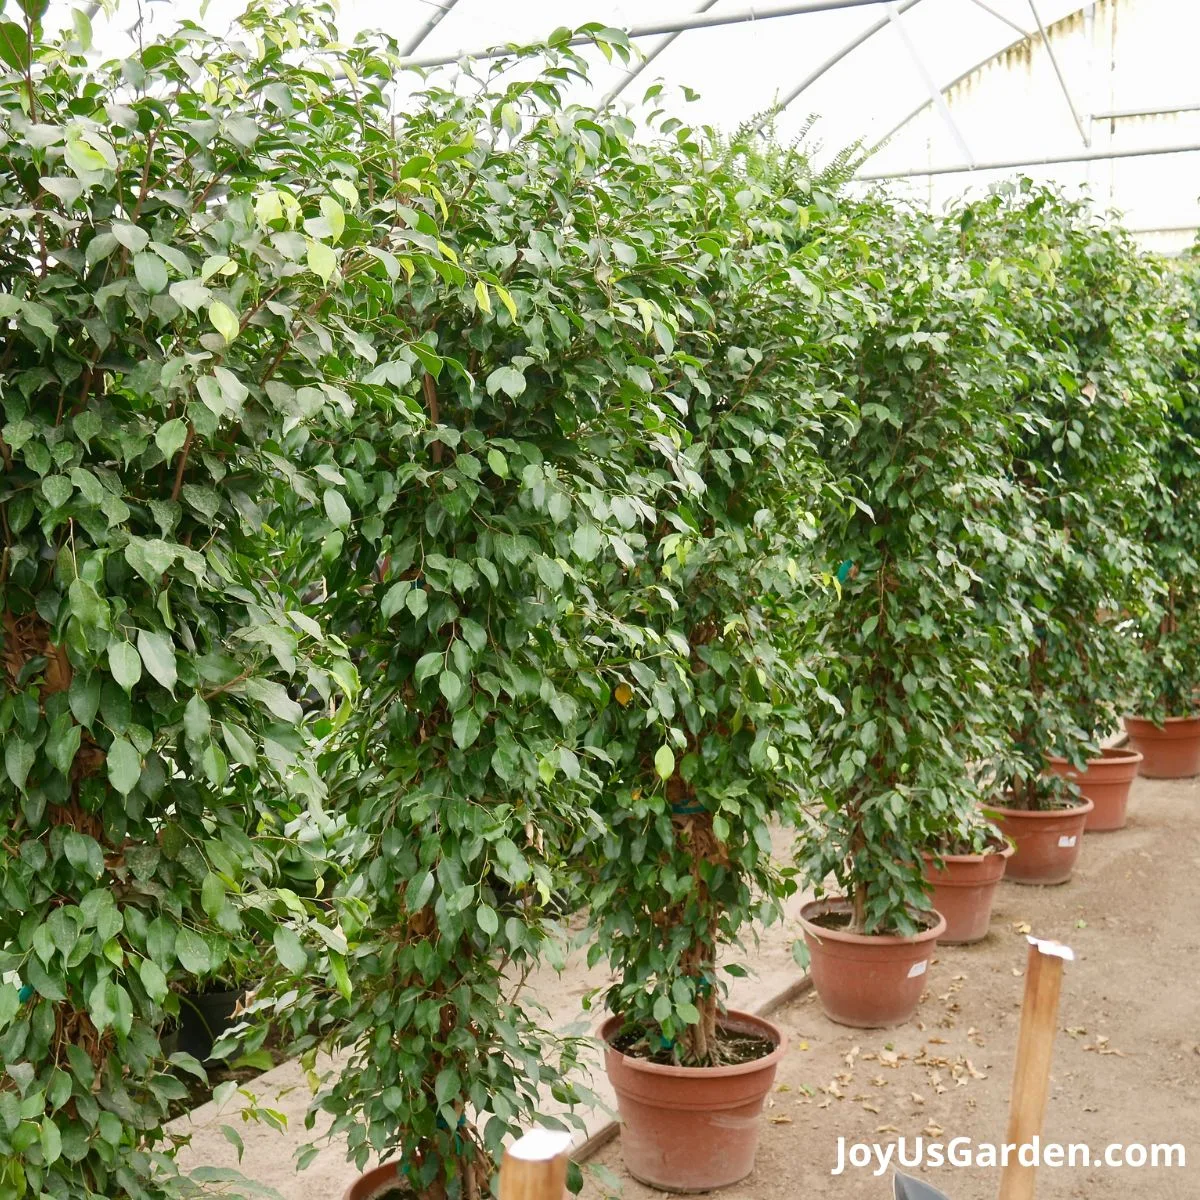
(3, 7, 1200, 1200)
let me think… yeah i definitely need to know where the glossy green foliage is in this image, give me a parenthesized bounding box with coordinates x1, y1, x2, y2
(0, 3, 388, 1195)
(958, 183, 1182, 795)
(798, 202, 1022, 935)
(1131, 254, 1200, 721)
(255, 34, 737, 1195)
(583, 141, 857, 1061)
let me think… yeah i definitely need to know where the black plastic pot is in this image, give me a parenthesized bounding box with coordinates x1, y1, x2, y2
(174, 986, 244, 1061)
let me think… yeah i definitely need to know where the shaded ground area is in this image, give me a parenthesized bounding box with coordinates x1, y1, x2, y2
(586, 773, 1200, 1200)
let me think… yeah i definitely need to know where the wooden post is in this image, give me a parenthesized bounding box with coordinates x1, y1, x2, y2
(998, 937, 1074, 1200)
(499, 1128, 573, 1200)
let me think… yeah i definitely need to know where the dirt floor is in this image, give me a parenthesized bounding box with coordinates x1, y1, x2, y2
(585, 772, 1200, 1200)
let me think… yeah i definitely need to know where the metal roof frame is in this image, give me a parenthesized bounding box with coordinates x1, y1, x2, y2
(403, 0, 898, 69)
(856, 140, 1200, 181)
(859, 1, 1095, 174)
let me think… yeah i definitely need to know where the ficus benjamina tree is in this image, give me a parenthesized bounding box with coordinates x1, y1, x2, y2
(579, 135, 860, 1064)
(797, 201, 1023, 935)
(0, 3, 371, 1197)
(1130, 253, 1200, 723)
(956, 182, 1181, 803)
(252, 31, 745, 1199)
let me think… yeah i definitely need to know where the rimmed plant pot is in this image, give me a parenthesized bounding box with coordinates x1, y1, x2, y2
(986, 797, 1093, 885)
(341, 1163, 399, 1200)
(1123, 715, 1200, 779)
(799, 898, 945, 1029)
(601, 1009, 786, 1192)
(921, 843, 1013, 944)
(1046, 746, 1143, 831)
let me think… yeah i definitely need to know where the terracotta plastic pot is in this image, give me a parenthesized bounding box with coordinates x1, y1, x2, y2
(921, 844, 1013, 944)
(987, 797, 1093, 884)
(601, 1009, 786, 1192)
(799, 898, 945, 1029)
(341, 1163, 398, 1200)
(1123, 715, 1200, 779)
(1046, 746, 1143, 831)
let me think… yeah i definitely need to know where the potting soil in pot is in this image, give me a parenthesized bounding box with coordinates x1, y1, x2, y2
(610, 1023, 776, 1066)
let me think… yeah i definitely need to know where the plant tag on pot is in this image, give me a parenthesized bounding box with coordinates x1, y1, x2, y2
(907, 960, 928, 978)
(1057, 835, 1077, 847)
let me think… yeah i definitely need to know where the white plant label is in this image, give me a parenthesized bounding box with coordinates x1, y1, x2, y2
(1057, 835, 1077, 847)
(907, 960, 928, 978)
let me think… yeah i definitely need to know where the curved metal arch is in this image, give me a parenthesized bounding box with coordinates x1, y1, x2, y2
(860, 0, 1094, 167)
(753, 0, 924, 132)
(399, 0, 464, 58)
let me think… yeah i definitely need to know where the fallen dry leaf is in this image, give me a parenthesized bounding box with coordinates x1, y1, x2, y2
(768, 1114, 792, 1125)
(877, 1124, 901, 1134)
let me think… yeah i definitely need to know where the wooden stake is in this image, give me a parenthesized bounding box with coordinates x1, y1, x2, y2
(499, 1128, 573, 1200)
(998, 937, 1073, 1200)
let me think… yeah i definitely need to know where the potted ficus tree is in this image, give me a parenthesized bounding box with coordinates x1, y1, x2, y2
(920, 812, 1012, 945)
(581, 135, 867, 1190)
(0, 6, 358, 1198)
(797, 201, 1023, 1024)
(247, 34, 758, 1200)
(960, 184, 1176, 854)
(1124, 255, 1200, 778)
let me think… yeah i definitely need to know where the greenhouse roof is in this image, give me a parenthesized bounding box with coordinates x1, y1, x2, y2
(43, 0, 1200, 247)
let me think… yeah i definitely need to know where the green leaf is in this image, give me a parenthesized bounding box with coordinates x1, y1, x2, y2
(452, 708, 481, 749)
(175, 928, 211, 974)
(106, 737, 142, 795)
(201, 872, 226, 920)
(5, 738, 33, 792)
(323, 489, 351, 528)
(107, 641, 142, 691)
(111, 222, 149, 253)
(476, 904, 498, 936)
(133, 251, 168, 294)
(72, 7, 93, 50)
(473, 279, 492, 315)
(439, 669, 464, 708)
(137, 629, 177, 692)
(244, 677, 302, 723)
(306, 238, 336, 284)
(486, 366, 525, 399)
(209, 300, 239, 344)
(40, 1116, 61, 1167)
(654, 744, 675, 781)
(0, 22, 30, 72)
(41, 475, 72, 509)
(138, 958, 168, 1004)
(273, 926, 307, 974)
(329, 951, 351, 1000)
(169, 279, 211, 312)
(494, 284, 518, 320)
(155, 418, 189, 464)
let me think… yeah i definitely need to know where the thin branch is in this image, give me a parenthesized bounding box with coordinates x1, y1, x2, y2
(170, 425, 195, 501)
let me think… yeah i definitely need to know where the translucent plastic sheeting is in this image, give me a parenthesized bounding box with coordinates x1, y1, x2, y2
(36, 0, 1200, 246)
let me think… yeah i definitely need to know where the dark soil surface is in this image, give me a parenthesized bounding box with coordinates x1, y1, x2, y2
(586, 773, 1200, 1199)
(611, 1025, 776, 1067)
